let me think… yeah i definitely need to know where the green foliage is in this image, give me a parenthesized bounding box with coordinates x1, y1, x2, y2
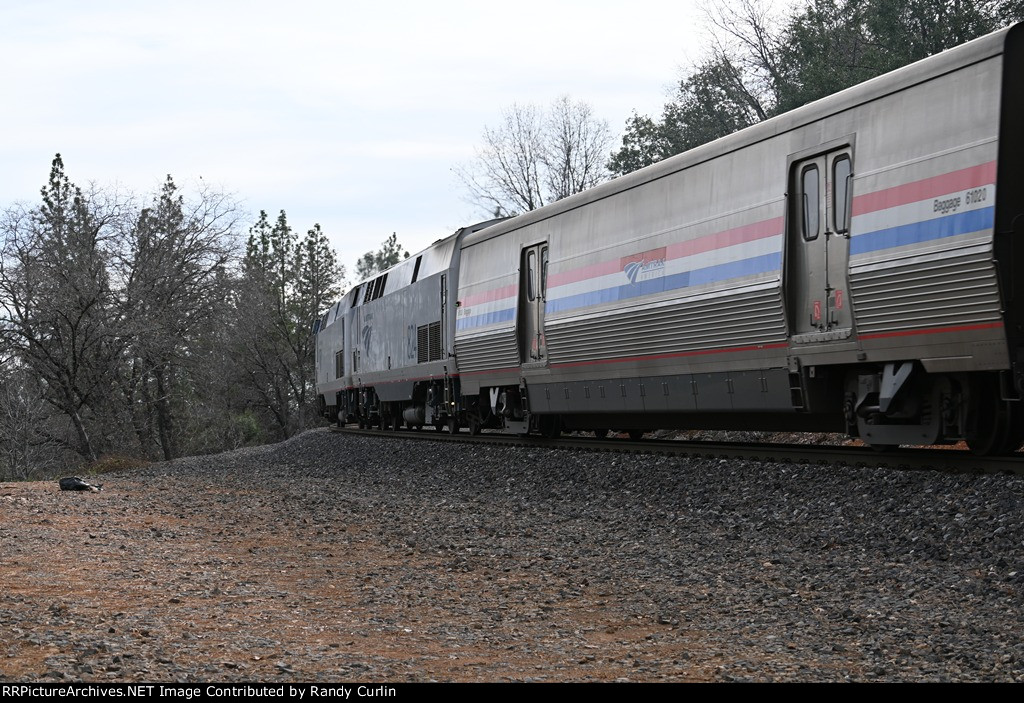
(774, 0, 1007, 112)
(607, 113, 666, 177)
(125, 174, 237, 461)
(231, 409, 266, 446)
(0, 154, 125, 462)
(1, 155, 345, 470)
(239, 210, 344, 439)
(609, 0, 1020, 176)
(355, 232, 409, 280)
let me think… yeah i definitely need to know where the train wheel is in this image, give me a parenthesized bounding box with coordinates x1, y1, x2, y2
(594, 429, 609, 439)
(468, 414, 482, 436)
(628, 430, 644, 441)
(538, 415, 561, 439)
(391, 413, 401, 432)
(966, 378, 1019, 456)
(434, 421, 444, 432)
(447, 417, 460, 434)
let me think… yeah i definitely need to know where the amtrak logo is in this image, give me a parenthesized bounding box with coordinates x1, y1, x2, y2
(623, 257, 665, 284)
(362, 313, 373, 353)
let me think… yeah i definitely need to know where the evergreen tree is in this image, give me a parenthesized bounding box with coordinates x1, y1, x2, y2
(355, 232, 409, 280)
(123, 175, 237, 460)
(609, 0, 1021, 176)
(236, 211, 343, 438)
(0, 154, 126, 460)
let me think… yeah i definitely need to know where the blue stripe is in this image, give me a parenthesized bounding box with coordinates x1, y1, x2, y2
(850, 207, 994, 255)
(456, 307, 515, 331)
(547, 252, 781, 314)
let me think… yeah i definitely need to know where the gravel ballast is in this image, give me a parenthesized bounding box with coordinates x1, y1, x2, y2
(1, 428, 1022, 682)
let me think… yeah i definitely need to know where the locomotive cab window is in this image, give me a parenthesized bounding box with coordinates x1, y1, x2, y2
(832, 155, 852, 234)
(801, 164, 820, 241)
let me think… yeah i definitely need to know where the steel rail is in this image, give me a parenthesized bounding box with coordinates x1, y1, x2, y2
(329, 426, 1024, 475)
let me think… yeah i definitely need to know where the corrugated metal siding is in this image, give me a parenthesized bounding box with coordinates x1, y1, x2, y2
(546, 285, 786, 364)
(455, 329, 520, 373)
(849, 244, 1002, 335)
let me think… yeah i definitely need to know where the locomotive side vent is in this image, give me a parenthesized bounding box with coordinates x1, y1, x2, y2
(418, 321, 443, 363)
(428, 321, 442, 361)
(418, 325, 429, 363)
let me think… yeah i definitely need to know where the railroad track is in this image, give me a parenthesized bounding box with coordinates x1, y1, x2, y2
(330, 425, 1024, 475)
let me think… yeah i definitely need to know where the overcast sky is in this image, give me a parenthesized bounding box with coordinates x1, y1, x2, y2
(0, 0, 714, 282)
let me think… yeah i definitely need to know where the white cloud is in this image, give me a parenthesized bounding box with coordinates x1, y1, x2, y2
(1, 0, 709, 276)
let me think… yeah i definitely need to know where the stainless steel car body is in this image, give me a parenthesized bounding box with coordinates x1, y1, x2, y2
(451, 24, 1024, 448)
(318, 25, 1024, 451)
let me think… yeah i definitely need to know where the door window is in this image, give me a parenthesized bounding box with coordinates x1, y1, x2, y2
(832, 155, 852, 233)
(801, 165, 820, 241)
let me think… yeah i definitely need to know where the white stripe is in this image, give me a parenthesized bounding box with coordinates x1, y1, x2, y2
(852, 184, 994, 234)
(548, 235, 782, 300)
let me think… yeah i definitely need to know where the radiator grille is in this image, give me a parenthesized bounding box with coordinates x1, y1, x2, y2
(418, 321, 443, 363)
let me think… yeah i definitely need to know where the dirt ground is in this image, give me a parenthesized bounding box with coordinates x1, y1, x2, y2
(4, 430, 1022, 683)
(0, 466, 708, 682)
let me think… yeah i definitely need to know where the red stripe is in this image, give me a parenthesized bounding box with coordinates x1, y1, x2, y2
(460, 283, 518, 307)
(665, 217, 783, 260)
(851, 161, 996, 217)
(339, 323, 1004, 388)
(859, 321, 1003, 340)
(546, 216, 783, 288)
(341, 372, 462, 389)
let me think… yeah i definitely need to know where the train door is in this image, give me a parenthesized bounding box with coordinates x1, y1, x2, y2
(788, 147, 854, 340)
(518, 243, 548, 362)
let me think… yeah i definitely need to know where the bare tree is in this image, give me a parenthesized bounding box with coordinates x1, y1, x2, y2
(0, 368, 64, 481)
(118, 175, 240, 460)
(456, 97, 613, 217)
(610, 0, 1011, 175)
(0, 155, 346, 465)
(544, 96, 613, 201)
(0, 155, 129, 461)
(456, 103, 547, 216)
(704, 0, 784, 120)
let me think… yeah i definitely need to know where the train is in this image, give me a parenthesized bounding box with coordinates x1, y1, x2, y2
(316, 23, 1024, 455)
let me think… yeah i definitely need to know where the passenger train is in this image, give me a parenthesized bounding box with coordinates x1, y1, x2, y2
(316, 24, 1024, 455)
